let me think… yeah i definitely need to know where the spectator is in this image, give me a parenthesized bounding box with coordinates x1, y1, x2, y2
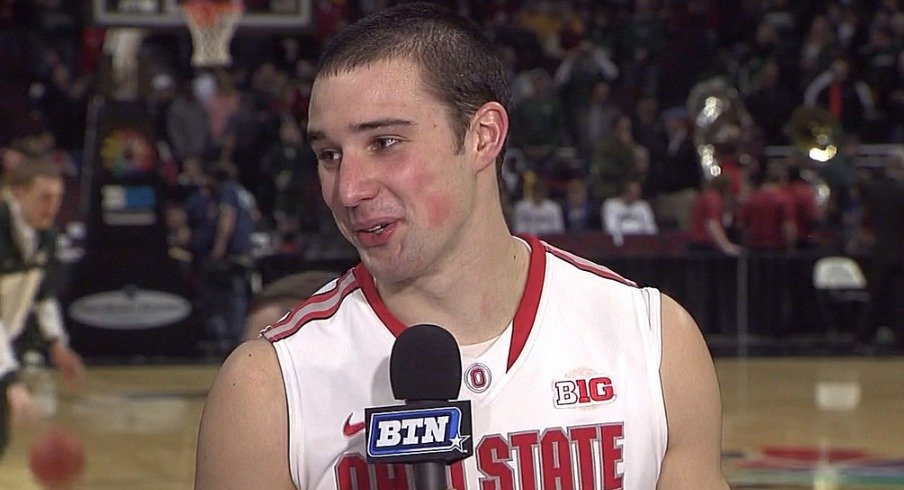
(686, 174, 741, 334)
(799, 15, 838, 86)
(858, 26, 901, 141)
(648, 107, 700, 231)
(745, 59, 796, 145)
(740, 163, 797, 251)
(148, 73, 177, 146)
(166, 81, 210, 162)
(689, 175, 741, 256)
(260, 118, 318, 248)
(617, 0, 665, 99)
(554, 40, 618, 146)
(803, 55, 875, 134)
(509, 69, 566, 176)
(572, 78, 620, 162)
(601, 179, 658, 246)
(740, 163, 798, 336)
(561, 178, 594, 233)
(631, 94, 666, 168)
(511, 174, 564, 236)
(192, 161, 258, 357)
(205, 69, 241, 151)
(786, 164, 822, 249)
(589, 114, 644, 202)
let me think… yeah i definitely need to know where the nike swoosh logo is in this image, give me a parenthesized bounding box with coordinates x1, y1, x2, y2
(343, 413, 365, 437)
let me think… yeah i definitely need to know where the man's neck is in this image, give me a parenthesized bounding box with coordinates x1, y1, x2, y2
(377, 216, 530, 346)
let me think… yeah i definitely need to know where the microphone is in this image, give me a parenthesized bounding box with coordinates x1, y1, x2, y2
(365, 324, 473, 490)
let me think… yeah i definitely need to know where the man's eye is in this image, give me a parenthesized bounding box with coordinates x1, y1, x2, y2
(374, 137, 400, 150)
(317, 150, 341, 164)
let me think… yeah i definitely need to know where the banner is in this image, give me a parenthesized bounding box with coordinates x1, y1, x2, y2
(63, 97, 199, 358)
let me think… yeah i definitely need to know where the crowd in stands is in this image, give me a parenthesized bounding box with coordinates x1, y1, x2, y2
(1, 0, 903, 257)
(2, 0, 902, 255)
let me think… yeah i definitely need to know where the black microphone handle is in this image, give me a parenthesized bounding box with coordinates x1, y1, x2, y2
(413, 461, 447, 490)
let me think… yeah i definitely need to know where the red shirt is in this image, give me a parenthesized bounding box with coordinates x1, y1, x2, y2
(740, 186, 796, 249)
(787, 181, 819, 240)
(690, 189, 724, 246)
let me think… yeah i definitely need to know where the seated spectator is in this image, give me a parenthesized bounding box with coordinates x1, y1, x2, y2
(512, 174, 565, 236)
(562, 178, 594, 233)
(601, 179, 658, 246)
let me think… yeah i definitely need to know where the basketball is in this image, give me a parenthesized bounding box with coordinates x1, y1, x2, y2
(28, 425, 86, 488)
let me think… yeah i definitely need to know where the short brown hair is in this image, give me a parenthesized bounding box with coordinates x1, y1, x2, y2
(316, 2, 511, 167)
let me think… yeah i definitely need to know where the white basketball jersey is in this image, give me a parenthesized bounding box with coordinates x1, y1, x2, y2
(263, 235, 667, 490)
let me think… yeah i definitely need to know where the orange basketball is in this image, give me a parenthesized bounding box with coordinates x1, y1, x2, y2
(28, 425, 86, 488)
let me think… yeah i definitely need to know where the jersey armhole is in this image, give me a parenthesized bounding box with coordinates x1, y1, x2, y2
(641, 287, 668, 474)
(272, 340, 304, 489)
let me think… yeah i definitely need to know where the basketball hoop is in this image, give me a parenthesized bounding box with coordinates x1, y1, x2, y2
(181, 0, 244, 67)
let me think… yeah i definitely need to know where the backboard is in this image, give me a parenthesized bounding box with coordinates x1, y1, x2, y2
(92, 0, 311, 30)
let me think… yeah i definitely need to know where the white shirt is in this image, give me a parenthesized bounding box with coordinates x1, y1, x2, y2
(512, 198, 565, 236)
(601, 198, 658, 244)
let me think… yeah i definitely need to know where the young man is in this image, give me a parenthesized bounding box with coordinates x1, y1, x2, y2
(196, 4, 728, 489)
(1, 161, 86, 458)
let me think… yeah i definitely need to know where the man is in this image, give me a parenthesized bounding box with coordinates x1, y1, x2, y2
(602, 178, 658, 246)
(511, 175, 564, 237)
(196, 4, 728, 489)
(1, 161, 85, 458)
(738, 163, 797, 336)
(191, 161, 258, 356)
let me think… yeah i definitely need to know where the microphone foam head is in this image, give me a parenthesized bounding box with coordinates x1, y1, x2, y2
(390, 324, 462, 401)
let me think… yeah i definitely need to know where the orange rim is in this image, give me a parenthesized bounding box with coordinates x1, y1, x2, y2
(182, 2, 243, 28)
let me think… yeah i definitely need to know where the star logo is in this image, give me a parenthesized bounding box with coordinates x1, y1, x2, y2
(449, 434, 470, 452)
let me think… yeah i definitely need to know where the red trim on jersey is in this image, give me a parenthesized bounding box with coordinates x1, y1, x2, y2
(354, 264, 407, 337)
(507, 235, 546, 371)
(262, 270, 360, 342)
(543, 242, 638, 287)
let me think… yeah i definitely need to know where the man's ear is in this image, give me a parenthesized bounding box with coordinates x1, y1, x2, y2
(469, 101, 508, 172)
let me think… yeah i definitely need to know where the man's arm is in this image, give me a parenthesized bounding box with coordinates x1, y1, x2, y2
(657, 294, 729, 489)
(195, 339, 295, 489)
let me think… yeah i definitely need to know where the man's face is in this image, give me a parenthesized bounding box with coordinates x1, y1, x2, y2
(308, 58, 475, 283)
(13, 176, 64, 230)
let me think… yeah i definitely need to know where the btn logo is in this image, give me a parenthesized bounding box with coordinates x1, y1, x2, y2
(365, 402, 473, 463)
(553, 376, 616, 408)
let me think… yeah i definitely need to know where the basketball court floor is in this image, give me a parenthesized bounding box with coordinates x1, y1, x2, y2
(0, 356, 901, 489)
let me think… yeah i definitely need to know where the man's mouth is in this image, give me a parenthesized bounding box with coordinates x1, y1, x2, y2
(363, 223, 389, 234)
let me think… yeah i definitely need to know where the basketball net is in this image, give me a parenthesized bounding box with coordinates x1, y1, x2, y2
(181, 1, 244, 67)
(104, 27, 146, 99)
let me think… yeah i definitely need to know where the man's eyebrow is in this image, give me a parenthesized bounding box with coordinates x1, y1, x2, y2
(307, 129, 326, 143)
(349, 118, 416, 133)
(307, 119, 415, 144)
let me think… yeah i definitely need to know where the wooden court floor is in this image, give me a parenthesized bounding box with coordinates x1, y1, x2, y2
(0, 357, 902, 489)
